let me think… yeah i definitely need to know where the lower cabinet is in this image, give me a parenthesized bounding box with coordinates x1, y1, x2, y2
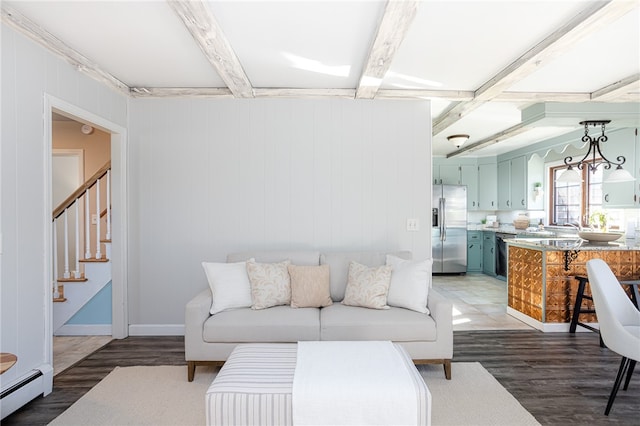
(482, 232, 496, 276)
(467, 231, 482, 272)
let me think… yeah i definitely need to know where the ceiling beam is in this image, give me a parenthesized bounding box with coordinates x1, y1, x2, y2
(432, 0, 637, 136)
(446, 122, 531, 158)
(1, 5, 130, 95)
(591, 73, 640, 101)
(254, 88, 356, 99)
(167, 0, 254, 98)
(376, 89, 474, 101)
(130, 87, 233, 98)
(355, 0, 418, 99)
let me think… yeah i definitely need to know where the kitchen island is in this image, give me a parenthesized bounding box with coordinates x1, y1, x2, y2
(505, 238, 640, 331)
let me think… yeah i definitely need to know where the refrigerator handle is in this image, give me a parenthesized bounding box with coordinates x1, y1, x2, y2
(440, 197, 446, 241)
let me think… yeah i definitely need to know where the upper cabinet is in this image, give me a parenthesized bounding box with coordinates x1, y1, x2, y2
(601, 128, 637, 208)
(433, 164, 461, 184)
(461, 165, 479, 210)
(497, 156, 528, 210)
(497, 160, 511, 210)
(478, 164, 497, 210)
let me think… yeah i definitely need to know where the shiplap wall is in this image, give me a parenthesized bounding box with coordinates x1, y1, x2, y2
(1, 24, 127, 402)
(128, 98, 431, 327)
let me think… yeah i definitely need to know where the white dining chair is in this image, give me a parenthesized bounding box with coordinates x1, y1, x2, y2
(586, 258, 640, 415)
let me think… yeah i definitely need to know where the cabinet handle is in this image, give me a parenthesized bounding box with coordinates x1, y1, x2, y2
(507, 200, 510, 206)
(473, 201, 476, 206)
(491, 248, 494, 254)
(605, 194, 610, 202)
(469, 244, 474, 248)
(521, 199, 525, 206)
(491, 201, 494, 206)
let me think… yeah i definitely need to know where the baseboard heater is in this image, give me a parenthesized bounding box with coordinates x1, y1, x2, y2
(1, 370, 44, 419)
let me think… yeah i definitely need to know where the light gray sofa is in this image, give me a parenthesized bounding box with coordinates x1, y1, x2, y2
(185, 250, 453, 381)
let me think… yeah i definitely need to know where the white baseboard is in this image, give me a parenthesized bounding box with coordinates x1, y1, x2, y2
(0, 364, 52, 420)
(128, 324, 185, 336)
(54, 324, 112, 336)
(507, 308, 599, 333)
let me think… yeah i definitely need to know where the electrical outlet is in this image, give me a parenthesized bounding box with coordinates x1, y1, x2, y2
(406, 218, 420, 231)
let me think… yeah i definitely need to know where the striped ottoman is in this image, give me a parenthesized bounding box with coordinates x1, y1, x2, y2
(205, 342, 430, 426)
(205, 344, 296, 426)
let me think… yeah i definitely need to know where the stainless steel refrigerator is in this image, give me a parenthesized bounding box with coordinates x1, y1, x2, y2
(432, 184, 467, 273)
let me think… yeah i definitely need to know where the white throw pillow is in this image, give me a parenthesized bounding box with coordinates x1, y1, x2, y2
(202, 260, 254, 315)
(246, 260, 292, 310)
(385, 255, 432, 314)
(342, 261, 392, 309)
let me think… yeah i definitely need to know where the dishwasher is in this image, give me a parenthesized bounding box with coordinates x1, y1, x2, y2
(495, 233, 512, 279)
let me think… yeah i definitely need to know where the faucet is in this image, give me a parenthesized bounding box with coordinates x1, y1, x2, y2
(564, 223, 580, 231)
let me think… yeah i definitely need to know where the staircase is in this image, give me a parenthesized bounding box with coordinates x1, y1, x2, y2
(52, 161, 112, 335)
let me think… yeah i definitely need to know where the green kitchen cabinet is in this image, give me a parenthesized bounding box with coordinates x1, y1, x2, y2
(461, 165, 479, 211)
(467, 231, 483, 272)
(482, 231, 496, 276)
(478, 163, 497, 210)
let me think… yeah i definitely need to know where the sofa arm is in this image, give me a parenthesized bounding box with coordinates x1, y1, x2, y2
(185, 289, 212, 360)
(427, 289, 453, 357)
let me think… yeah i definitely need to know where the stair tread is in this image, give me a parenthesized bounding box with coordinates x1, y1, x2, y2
(53, 297, 67, 302)
(80, 257, 109, 263)
(101, 239, 111, 243)
(57, 277, 88, 282)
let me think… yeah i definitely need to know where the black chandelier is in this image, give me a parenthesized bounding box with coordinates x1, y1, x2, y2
(557, 120, 635, 183)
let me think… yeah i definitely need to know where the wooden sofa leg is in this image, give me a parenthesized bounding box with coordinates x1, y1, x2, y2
(443, 359, 452, 380)
(188, 361, 196, 382)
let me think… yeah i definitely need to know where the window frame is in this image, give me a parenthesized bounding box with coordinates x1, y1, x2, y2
(548, 160, 603, 227)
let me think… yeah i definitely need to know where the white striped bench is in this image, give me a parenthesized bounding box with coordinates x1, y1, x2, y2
(205, 342, 430, 426)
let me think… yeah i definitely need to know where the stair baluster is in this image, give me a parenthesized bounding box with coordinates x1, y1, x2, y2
(52, 222, 60, 299)
(106, 170, 111, 241)
(84, 188, 91, 260)
(74, 201, 81, 278)
(96, 178, 102, 259)
(63, 208, 70, 279)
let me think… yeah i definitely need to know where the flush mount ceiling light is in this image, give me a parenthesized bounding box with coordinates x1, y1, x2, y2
(447, 134, 469, 149)
(556, 120, 635, 183)
(81, 124, 94, 135)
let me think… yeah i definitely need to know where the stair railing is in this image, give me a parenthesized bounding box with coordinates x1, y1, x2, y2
(52, 161, 111, 298)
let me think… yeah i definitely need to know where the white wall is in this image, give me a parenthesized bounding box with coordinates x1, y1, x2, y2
(128, 98, 432, 329)
(0, 23, 127, 412)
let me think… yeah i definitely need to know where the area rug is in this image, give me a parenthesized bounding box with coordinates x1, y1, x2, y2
(49, 362, 539, 425)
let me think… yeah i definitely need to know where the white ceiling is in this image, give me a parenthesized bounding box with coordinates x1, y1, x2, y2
(3, 0, 639, 158)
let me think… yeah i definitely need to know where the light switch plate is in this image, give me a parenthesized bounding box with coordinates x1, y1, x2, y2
(407, 218, 420, 231)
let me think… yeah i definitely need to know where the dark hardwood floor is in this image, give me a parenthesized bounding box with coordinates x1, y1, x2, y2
(3, 331, 638, 425)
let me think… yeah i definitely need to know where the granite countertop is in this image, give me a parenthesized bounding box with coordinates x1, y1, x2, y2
(505, 237, 640, 251)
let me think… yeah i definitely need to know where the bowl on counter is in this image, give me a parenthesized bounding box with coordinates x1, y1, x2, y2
(577, 231, 623, 243)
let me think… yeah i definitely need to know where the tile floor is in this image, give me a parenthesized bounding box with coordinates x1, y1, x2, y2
(53, 335, 112, 375)
(52, 273, 532, 374)
(432, 273, 533, 331)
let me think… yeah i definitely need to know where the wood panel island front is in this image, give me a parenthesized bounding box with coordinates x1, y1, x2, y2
(505, 238, 640, 331)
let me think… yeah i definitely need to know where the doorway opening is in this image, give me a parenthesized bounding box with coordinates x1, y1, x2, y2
(44, 95, 128, 375)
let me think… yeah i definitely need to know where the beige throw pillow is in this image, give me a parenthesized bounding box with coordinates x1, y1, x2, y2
(342, 261, 392, 309)
(246, 260, 291, 310)
(288, 265, 333, 308)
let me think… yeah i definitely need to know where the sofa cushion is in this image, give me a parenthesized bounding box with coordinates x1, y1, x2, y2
(203, 306, 320, 342)
(227, 251, 320, 266)
(320, 303, 436, 342)
(342, 262, 392, 309)
(320, 251, 412, 302)
(386, 255, 432, 314)
(288, 264, 333, 308)
(202, 260, 254, 315)
(246, 260, 291, 309)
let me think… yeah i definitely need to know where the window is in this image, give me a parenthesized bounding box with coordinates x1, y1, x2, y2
(550, 162, 602, 227)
